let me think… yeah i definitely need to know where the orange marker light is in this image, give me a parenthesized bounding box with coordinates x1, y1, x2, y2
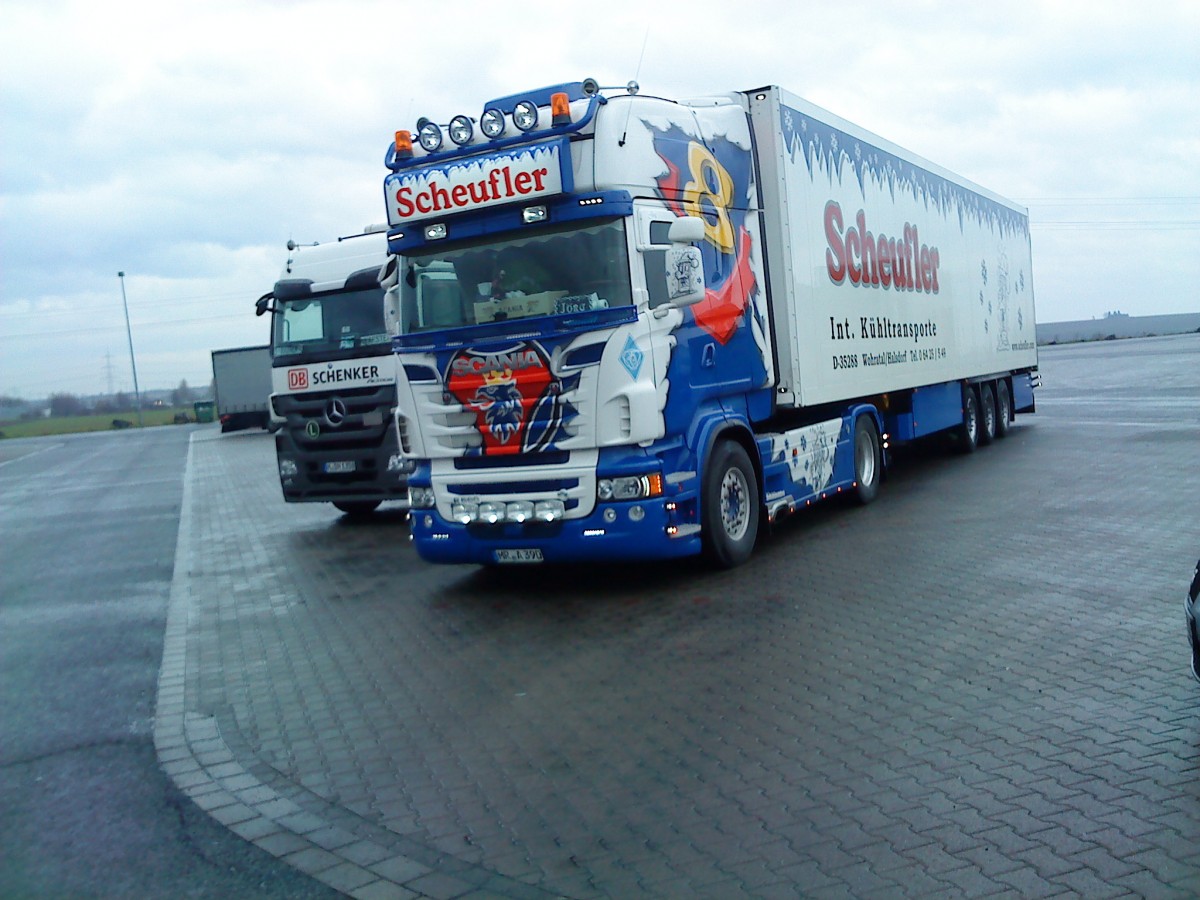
(394, 130, 414, 159)
(551, 92, 571, 126)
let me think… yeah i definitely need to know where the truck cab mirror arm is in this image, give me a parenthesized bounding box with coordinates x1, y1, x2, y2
(254, 293, 275, 317)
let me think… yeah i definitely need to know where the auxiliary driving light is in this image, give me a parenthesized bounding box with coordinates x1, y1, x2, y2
(522, 205, 548, 224)
(480, 107, 506, 138)
(448, 114, 474, 146)
(416, 118, 443, 152)
(512, 100, 539, 132)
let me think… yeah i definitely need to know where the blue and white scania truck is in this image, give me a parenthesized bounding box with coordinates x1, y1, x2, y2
(381, 78, 1038, 566)
(255, 227, 413, 516)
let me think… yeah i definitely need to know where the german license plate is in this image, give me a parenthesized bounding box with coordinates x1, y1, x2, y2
(494, 548, 544, 564)
(322, 460, 356, 473)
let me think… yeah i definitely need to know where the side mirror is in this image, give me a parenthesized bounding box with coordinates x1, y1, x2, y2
(665, 245, 705, 307)
(254, 293, 274, 317)
(667, 216, 706, 244)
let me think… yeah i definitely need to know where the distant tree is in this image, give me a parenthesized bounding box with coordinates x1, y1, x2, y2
(114, 391, 131, 411)
(49, 393, 88, 417)
(170, 379, 193, 407)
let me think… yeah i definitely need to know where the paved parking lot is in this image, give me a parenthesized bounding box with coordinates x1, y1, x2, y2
(157, 333, 1200, 898)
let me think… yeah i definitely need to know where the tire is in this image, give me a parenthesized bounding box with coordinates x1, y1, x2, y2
(955, 384, 980, 454)
(701, 440, 760, 568)
(978, 383, 996, 446)
(333, 500, 381, 517)
(852, 416, 882, 505)
(995, 380, 1012, 438)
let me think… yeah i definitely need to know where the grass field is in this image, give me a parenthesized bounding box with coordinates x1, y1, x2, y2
(0, 407, 206, 439)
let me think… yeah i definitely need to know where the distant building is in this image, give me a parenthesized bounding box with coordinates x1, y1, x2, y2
(1037, 312, 1200, 345)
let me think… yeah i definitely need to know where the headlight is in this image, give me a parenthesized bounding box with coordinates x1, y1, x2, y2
(477, 501, 505, 524)
(451, 500, 477, 524)
(596, 473, 664, 501)
(512, 100, 539, 132)
(416, 118, 443, 152)
(480, 107, 506, 138)
(279, 459, 298, 477)
(408, 486, 436, 508)
(448, 114, 474, 146)
(534, 499, 565, 522)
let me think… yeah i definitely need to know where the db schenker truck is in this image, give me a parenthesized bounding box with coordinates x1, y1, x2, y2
(381, 78, 1038, 566)
(254, 227, 413, 516)
(211, 345, 272, 432)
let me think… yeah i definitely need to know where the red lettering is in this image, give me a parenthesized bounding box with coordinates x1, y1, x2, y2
(468, 179, 490, 204)
(857, 210, 878, 286)
(824, 202, 846, 283)
(514, 171, 533, 194)
(502, 167, 513, 196)
(919, 246, 932, 291)
(846, 228, 862, 285)
(451, 183, 469, 206)
(929, 248, 940, 292)
(395, 187, 414, 218)
(532, 168, 547, 191)
(878, 235, 892, 287)
(430, 182, 450, 211)
(415, 191, 432, 214)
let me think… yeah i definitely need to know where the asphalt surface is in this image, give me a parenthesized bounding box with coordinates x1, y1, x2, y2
(4, 332, 1199, 898)
(0, 427, 339, 898)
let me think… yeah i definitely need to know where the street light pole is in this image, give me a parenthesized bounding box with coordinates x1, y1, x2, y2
(116, 271, 144, 428)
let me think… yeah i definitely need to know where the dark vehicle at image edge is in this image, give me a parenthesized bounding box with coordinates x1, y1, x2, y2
(1187, 558, 1200, 683)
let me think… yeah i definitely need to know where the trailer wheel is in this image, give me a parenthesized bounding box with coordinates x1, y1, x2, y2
(995, 380, 1012, 438)
(334, 500, 381, 518)
(955, 385, 980, 454)
(978, 383, 997, 446)
(852, 416, 882, 505)
(702, 440, 759, 568)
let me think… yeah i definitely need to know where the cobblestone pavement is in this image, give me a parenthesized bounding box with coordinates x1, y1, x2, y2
(156, 334, 1200, 898)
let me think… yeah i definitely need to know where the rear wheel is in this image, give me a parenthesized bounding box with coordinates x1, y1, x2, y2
(995, 380, 1012, 438)
(955, 385, 980, 454)
(852, 416, 882, 505)
(979, 383, 997, 446)
(333, 500, 381, 517)
(702, 440, 760, 568)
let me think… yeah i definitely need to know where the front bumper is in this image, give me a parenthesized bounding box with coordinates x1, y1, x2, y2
(408, 499, 702, 565)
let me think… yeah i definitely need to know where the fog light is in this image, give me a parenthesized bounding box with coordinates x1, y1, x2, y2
(451, 500, 478, 524)
(478, 501, 505, 524)
(279, 459, 298, 477)
(387, 454, 415, 474)
(424, 223, 447, 241)
(408, 486, 436, 508)
(629, 505, 645, 522)
(603, 508, 617, 523)
(506, 500, 534, 523)
(534, 499, 565, 522)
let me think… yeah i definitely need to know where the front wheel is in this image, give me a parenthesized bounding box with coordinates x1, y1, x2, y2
(701, 440, 760, 568)
(852, 416, 882, 505)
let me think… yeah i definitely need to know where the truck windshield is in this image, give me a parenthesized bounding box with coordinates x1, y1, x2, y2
(271, 287, 389, 360)
(398, 218, 631, 334)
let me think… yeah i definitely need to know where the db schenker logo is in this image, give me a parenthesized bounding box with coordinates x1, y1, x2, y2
(287, 368, 309, 390)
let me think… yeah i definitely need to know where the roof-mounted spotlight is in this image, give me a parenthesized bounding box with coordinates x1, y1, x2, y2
(512, 99, 539, 133)
(448, 114, 474, 146)
(480, 107, 506, 139)
(416, 117, 443, 152)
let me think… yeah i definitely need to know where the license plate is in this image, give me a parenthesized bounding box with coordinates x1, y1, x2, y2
(322, 460, 356, 473)
(494, 548, 544, 564)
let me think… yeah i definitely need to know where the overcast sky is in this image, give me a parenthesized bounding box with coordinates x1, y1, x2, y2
(2, 0, 1198, 400)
